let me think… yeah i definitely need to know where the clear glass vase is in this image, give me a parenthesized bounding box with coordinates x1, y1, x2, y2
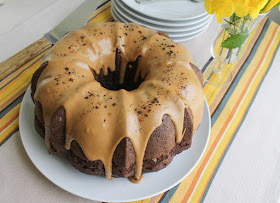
(204, 13, 266, 86)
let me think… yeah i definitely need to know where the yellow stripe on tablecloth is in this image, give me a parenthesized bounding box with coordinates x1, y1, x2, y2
(168, 21, 279, 203)
(0, 118, 19, 144)
(88, 2, 113, 23)
(0, 50, 46, 89)
(187, 24, 280, 203)
(143, 198, 154, 203)
(0, 51, 47, 111)
(0, 104, 21, 143)
(130, 198, 153, 203)
(0, 103, 20, 131)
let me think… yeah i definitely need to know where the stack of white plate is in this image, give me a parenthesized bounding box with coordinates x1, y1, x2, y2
(111, 0, 212, 42)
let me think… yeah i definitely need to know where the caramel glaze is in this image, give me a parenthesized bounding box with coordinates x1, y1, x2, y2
(34, 22, 204, 180)
(128, 175, 144, 184)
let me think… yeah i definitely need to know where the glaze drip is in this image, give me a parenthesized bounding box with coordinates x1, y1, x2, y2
(34, 22, 204, 180)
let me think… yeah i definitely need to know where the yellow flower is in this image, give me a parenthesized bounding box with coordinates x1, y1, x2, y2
(204, 0, 280, 23)
(204, 0, 235, 23)
(261, 0, 280, 13)
(235, 0, 268, 18)
(204, 0, 214, 14)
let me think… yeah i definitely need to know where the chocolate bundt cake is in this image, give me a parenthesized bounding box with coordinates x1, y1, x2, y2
(31, 22, 204, 183)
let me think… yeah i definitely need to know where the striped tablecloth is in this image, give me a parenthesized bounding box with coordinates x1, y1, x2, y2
(1, 1, 279, 202)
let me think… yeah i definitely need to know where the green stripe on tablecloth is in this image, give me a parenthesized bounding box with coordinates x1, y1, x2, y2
(0, 93, 24, 120)
(0, 128, 19, 146)
(158, 185, 179, 203)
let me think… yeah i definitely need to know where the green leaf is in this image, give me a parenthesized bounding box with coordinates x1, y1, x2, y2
(260, 0, 271, 13)
(221, 33, 249, 49)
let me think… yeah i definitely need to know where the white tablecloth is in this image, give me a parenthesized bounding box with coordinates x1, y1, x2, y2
(1, 1, 280, 202)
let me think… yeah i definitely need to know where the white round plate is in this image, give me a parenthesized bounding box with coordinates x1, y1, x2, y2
(19, 86, 211, 202)
(172, 25, 210, 42)
(111, 4, 211, 33)
(114, 0, 210, 27)
(168, 18, 212, 38)
(111, 4, 212, 41)
(121, 0, 207, 21)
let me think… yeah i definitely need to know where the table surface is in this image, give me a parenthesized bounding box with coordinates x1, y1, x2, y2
(1, 1, 280, 202)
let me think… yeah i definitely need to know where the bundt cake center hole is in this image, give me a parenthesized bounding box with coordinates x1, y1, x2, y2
(91, 49, 144, 91)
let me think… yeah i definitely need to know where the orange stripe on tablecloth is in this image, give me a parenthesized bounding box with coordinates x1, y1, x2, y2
(0, 83, 29, 112)
(0, 53, 42, 90)
(0, 54, 41, 91)
(0, 118, 19, 144)
(0, 69, 35, 104)
(0, 113, 19, 133)
(181, 25, 279, 203)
